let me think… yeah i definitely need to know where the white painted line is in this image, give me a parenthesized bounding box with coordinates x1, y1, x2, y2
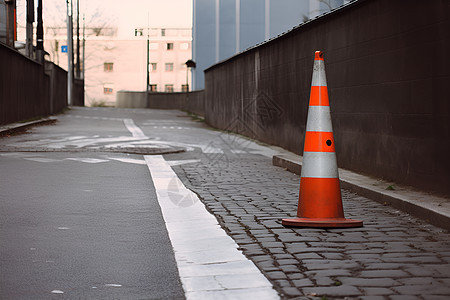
(123, 119, 147, 139)
(144, 155, 279, 300)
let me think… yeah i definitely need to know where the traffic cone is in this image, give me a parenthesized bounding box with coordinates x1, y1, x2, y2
(282, 51, 363, 228)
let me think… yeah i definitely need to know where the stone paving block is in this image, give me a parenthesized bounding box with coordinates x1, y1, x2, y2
(305, 269, 353, 277)
(302, 285, 361, 297)
(361, 287, 395, 296)
(274, 279, 291, 288)
(398, 277, 439, 285)
(278, 265, 301, 274)
(280, 287, 303, 297)
(389, 295, 422, 300)
(265, 271, 288, 280)
(422, 296, 450, 300)
(359, 270, 409, 278)
(291, 278, 314, 287)
(314, 276, 334, 286)
(293, 253, 322, 260)
(276, 259, 299, 266)
(303, 259, 360, 270)
(287, 273, 305, 280)
(359, 296, 387, 300)
(320, 252, 344, 260)
(381, 256, 443, 264)
(404, 266, 439, 277)
(338, 277, 399, 287)
(392, 284, 450, 295)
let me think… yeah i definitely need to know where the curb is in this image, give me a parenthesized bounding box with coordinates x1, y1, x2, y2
(273, 153, 450, 231)
(0, 118, 57, 137)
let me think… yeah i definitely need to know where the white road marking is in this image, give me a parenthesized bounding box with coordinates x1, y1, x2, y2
(144, 155, 279, 300)
(167, 159, 201, 166)
(65, 158, 109, 164)
(123, 119, 147, 139)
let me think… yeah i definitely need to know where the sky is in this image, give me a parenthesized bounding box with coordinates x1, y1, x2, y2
(15, 0, 193, 39)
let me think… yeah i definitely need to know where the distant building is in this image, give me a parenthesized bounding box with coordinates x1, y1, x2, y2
(192, 0, 348, 90)
(44, 26, 192, 107)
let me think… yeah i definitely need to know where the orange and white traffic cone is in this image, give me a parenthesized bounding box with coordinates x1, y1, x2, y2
(282, 51, 363, 228)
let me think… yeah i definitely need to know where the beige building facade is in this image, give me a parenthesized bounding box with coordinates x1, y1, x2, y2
(44, 26, 192, 107)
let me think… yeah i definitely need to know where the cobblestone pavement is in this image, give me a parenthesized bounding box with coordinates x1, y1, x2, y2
(168, 152, 450, 300)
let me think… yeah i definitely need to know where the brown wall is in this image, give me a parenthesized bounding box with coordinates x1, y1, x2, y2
(204, 0, 450, 195)
(1, 43, 67, 125)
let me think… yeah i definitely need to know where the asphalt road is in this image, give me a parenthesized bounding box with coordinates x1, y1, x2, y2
(0, 108, 194, 299)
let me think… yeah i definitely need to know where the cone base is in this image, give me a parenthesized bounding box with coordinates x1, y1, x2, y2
(282, 217, 363, 228)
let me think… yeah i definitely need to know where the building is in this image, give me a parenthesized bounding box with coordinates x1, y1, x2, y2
(43, 26, 192, 107)
(192, 0, 349, 90)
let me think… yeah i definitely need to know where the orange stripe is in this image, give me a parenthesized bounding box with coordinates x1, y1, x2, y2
(304, 131, 335, 152)
(297, 177, 344, 218)
(309, 86, 329, 106)
(314, 51, 324, 60)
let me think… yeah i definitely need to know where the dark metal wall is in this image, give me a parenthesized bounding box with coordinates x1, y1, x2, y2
(147, 91, 205, 117)
(1, 43, 68, 125)
(204, 0, 450, 195)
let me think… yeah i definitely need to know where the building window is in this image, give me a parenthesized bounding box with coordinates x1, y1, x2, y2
(165, 63, 174, 72)
(181, 84, 189, 92)
(149, 84, 157, 92)
(166, 43, 173, 50)
(104, 62, 113, 72)
(161, 28, 166, 36)
(165, 84, 174, 92)
(134, 28, 143, 36)
(103, 84, 114, 94)
(150, 63, 157, 72)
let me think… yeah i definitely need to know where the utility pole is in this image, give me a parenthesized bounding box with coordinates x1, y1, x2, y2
(5, 0, 16, 47)
(26, 0, 34, 58)
(82, 13, 85, 80)
(75, 0, 81, 79)
(36, 0, 44, 63)
(146, 12, 150, 93)
(66, 0, 73, 105)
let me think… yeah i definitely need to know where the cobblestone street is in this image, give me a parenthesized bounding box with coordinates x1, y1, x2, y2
(170, 152, 450, 299)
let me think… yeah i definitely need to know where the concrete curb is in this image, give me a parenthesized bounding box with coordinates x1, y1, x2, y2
(0, 118, 57, 136)
(273, 153, 450, 232)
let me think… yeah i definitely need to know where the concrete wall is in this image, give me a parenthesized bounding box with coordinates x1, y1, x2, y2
(1, 43, 67, 125)
(116, 91, 147, 108)
(204, 0, 450, 195)
(115, 90, 205, 117)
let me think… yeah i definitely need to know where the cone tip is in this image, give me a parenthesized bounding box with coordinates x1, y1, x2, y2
(315, 51, 324, 60)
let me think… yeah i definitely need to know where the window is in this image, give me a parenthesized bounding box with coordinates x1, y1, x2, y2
(161, 28, 166, 36)
(149, 84, 157, 92)
(165, 84, 174, 92)
(181, 84, 189, 92)
(134, 28, 143, 36)
(180, 43, 189, 50)
(166, 43, 173, 50)
(165, 63, 174, 72)
(104, 62, 113, 72)
(103, 84, 114, 94)
(150, 63, 157, 72)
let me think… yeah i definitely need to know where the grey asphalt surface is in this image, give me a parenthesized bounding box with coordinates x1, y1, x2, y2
(0, 109, 185, 299)
(1, 107, 450, 299)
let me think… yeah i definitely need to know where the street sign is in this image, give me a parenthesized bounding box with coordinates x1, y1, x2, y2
(61, 45, 68, 53)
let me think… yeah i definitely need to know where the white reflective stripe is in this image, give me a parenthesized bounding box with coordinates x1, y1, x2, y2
(305, 106, 333, 132)
(301, 151, 339, 178)
(311, 60, 327, 87)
